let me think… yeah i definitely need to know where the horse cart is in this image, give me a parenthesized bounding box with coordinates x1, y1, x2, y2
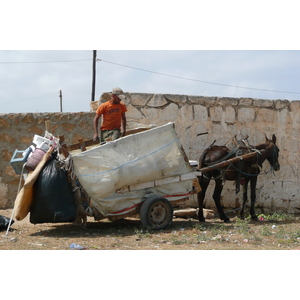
(11, 122, 270, 230)
(69, 122, 268, 228)
(69, 122, 202, 229)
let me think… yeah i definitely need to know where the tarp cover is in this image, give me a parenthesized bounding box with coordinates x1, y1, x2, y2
(72, 123, 193, 216)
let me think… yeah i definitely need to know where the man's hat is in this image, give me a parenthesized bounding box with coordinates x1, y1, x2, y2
(111, 87, 126, 100)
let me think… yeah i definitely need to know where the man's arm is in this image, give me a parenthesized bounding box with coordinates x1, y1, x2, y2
(93, 114, 101, 141)
(121, 112, 126, 137)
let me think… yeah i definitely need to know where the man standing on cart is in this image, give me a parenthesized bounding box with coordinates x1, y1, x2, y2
(93, 87, 127, 143)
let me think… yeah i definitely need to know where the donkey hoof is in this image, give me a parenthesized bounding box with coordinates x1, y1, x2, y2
(251, 216, 258, 221)
(221, 216, 230, 223)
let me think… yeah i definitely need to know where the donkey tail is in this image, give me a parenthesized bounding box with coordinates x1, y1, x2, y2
(198, 148, 209, 169)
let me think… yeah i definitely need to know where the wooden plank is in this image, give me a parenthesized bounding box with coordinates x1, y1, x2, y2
(67, 142, 81, 151)
(60, 144, 69, 159)
(116, 171, 201, 194)
(181, 171, 202, 180)
(125, 127, 151, 135)
(45, 120, 51, 132)
(155, 176, 180, 186)
(199, 150, 265, 174)
(174, 208, 214, 219)
(66, 127, 151, 152)
(78, 138, 86, 152)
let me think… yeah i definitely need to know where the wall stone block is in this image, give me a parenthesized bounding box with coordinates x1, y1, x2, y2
(162, 103, 180, 122)
(210, 106, 223, 122)
(193, 105, 208, 123)
(140, 107, 164, 123)
(129, 93, 151, 106)
(256, 108, 278, 124)
(225, 106, 236, 123)
(165, 94, 188, 107)
(216, 97, 238, 106)
(288, 104, 300, 124)
(147, 94, 168, 107)
(178, 105, 193, 127)
(254, 99, 274, 108)
(277, 108, 291, 125)
(90, 101, 98, 112)
(289, 100, 300, 111)
(238, 107, 255, 123)
(275, 99, 290, 110)
(127, 104, 145, 119)
(239, 98, 253, 106)
(188, 96, 217, 105)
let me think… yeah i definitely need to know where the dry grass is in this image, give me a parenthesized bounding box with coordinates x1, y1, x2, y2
(1, 209, 300, 250)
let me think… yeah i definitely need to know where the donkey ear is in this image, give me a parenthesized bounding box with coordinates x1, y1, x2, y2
(264, 133, 268, 141)
(272, 134, 277, 144)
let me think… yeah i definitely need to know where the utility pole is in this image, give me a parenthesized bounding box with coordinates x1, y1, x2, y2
(91, 50, 97, 101)
(59, 90, 62, 112)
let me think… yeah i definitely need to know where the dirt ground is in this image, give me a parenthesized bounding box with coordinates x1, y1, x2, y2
(1, 208, 300, 250)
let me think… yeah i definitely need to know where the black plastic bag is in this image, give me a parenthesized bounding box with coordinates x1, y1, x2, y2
(0, 215, 14, 231)
(30, 158, 77, 224)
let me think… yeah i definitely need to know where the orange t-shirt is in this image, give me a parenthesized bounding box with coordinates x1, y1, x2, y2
(96, 101, 127, 131)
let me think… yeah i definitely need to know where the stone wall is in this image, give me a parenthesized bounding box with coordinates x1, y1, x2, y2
(0, 112, 96, 208)
(1, 93, 300, 214)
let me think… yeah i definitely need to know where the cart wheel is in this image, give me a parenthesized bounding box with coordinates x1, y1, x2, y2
(140, 196, 173, 230)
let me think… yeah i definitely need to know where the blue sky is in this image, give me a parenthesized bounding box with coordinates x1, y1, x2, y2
(1, 50, 300, 113)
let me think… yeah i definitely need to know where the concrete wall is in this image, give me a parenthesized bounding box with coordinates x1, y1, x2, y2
(1, 93, 300, 214)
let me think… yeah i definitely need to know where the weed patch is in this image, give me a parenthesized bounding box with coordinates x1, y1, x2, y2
(258, 213, 295, 221)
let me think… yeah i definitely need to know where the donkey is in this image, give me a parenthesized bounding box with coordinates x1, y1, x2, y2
(197, 134, 280, 222)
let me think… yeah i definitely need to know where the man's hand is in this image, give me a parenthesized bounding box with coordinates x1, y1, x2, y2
(93, 133, 99, 142)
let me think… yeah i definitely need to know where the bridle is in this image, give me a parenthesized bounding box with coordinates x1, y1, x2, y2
(266, 142, 279, 171)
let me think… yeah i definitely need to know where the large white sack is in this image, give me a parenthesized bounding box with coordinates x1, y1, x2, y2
(72, 123, 193, 216)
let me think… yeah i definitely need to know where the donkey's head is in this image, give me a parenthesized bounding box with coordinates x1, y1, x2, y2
(265, 134, 280, 171)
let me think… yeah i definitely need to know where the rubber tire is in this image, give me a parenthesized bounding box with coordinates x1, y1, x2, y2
(140, 196, 173, 230)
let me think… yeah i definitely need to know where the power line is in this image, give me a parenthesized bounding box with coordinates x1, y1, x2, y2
(0, 92, 59, 106)
(98, 58, 300, 95)
(0, 59, 92, 64)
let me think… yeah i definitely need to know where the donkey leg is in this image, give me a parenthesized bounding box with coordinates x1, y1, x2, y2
(197, 176, 209, 222)
(213, 179, 230, 223)
(250, 177, 258, 221)
(240, 179, 249, 220)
